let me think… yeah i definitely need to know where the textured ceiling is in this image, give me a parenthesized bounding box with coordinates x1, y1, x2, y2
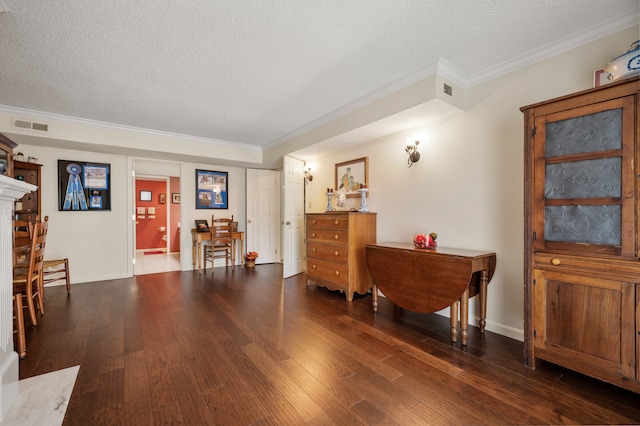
(0, 0, 638, 151)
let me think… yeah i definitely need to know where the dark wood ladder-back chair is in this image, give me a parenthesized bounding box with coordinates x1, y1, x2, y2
(13, 216, 48, 358)
(204, 215, 234, 270)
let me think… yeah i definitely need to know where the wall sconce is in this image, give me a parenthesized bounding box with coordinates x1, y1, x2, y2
(405, 140, 420, 167)
(304, 166, 313, 184)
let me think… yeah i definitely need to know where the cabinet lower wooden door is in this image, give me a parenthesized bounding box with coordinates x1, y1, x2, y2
(533, 268, 638, 390)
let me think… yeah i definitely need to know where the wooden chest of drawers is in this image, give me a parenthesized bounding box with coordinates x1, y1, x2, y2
(306, 212, 376, 301)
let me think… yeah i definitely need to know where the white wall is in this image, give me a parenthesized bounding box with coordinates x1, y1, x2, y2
(303, 26, 639, 341)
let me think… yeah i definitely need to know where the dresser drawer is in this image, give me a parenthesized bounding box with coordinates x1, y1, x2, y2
(307, 242, 348, 263)
(307, 257, 349, 288)
(307, 228, 348, 243)
(307, 215, 349, 230)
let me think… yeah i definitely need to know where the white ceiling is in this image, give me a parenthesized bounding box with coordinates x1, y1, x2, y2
(0, 1, 638, 160)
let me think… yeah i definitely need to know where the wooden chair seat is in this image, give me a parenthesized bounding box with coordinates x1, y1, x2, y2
(43, 258, 71, 293)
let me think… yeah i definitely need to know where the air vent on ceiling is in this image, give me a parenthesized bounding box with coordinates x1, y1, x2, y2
(12, 119, 49, 132)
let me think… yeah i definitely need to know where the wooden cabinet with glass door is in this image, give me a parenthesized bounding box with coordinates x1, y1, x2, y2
(521, 76, 639, 393)
(14, 160, 42, 223)
(0, 133, 17, 177)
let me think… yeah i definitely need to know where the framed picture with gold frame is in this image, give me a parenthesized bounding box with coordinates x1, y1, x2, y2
(335, 157, 368, 198)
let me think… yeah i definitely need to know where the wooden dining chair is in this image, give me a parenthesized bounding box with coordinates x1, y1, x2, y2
(13, 292, 26, 359)
(13, 218, 32, 246)
(204, 215, 234, 270)
(13, 217, 48, 326)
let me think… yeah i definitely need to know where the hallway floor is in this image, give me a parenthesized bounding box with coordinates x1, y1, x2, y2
(134, 251, 181, 275)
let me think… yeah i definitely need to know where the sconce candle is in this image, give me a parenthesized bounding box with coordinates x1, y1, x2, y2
(325, 191, 334, 211)
(358, 188, 369, 212)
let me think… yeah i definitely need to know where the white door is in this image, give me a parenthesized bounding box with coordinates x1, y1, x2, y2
(282, 156, 305, 278)
(246, 169, 279, 264)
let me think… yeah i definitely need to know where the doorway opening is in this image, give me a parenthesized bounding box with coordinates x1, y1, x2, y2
(134, 175, 181, 275)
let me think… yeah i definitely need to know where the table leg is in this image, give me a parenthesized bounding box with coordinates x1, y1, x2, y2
(479, 269, 488, 333)
(191, 238, 197, 270)
(372, 284, 378, 312)
(460, 287, 469, 345)
(231, 239, 236, 267)
(241, 236, 245, 267)
(450, 301, 459, 343)
(197, 241, 202, 272)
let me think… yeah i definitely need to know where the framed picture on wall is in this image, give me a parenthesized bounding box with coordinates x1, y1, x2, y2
(58, 159, 111, 211)
(139, 190, 152, 201)
(195, 219, 209, 232)
(172, 193, 180, 203)
(196, 169, 228, 209)
(335, 157, 368, 198)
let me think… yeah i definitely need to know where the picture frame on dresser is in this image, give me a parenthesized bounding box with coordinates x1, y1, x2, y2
(335, 157, 368, 198)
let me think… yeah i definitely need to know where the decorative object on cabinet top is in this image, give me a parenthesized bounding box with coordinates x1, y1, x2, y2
(603, 40, 640, 82)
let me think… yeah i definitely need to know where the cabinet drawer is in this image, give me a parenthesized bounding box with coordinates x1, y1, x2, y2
(534, 252, 640, 279)
(307, 242, 348, 263)
(307, 228, 348, 243)
(307, 257, 349, 288)
(307, 215, 348, 230)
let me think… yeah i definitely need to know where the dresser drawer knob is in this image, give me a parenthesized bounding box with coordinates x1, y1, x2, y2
(312, 219, 317, 224)
(334, 271, 340, 276)
(334, 251, 339, 256)
(312, 232, 316, 238)
(312, 265, 317, 269)
(551, 258, 561, 266)
(312, 247, 317, 252)
(334, 220, 340, 225)
(334, 235, 339, 240)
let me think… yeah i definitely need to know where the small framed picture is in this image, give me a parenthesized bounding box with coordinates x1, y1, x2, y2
(195, 219, 209, 232)
(594, 69, 610, 87)
(335, 157, 368, 198)
(90, 193, 103, 209)
(139, 190, 152, 201)
(159, 193, 166, 204)
(172, 193, 181, 204)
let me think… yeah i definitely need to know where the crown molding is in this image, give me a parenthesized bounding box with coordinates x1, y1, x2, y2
(465, 13, 639, 87)
(0, 104, 261, 151)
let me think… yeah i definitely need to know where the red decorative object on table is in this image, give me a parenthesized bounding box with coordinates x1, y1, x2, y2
(413, 232, 437, 249)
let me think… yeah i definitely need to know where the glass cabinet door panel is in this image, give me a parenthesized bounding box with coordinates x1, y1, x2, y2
(545, 157, 621, 199)
(545, 108, 622, 157)
(544, 205, 621, 245)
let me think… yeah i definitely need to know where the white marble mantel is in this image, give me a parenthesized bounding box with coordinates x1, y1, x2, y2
(0, 174, 37, 422)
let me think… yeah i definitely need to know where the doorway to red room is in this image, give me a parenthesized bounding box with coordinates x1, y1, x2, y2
(135, 175, 181, 275)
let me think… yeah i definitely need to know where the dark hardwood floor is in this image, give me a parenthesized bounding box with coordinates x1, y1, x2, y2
(19, 264, 640, 425)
